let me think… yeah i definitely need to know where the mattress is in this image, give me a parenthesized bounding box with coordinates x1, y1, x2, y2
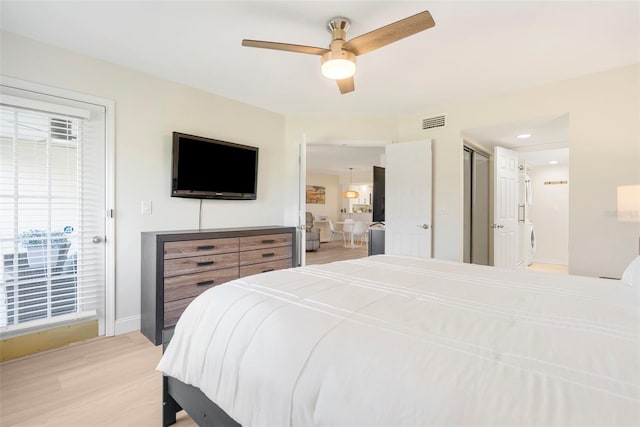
(157, 255, 639, 426)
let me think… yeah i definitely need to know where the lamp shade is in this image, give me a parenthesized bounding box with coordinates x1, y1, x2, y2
(617, 185, 640, 222)
(343, 167, 359, 199)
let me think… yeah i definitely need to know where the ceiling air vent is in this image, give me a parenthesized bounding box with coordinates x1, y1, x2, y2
(422, 115, 446, 130)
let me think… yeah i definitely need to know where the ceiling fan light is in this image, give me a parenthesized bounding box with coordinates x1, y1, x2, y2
(321, 51, 356, 80)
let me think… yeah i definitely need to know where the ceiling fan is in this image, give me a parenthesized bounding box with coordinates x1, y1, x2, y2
(241, 10, 435, 94)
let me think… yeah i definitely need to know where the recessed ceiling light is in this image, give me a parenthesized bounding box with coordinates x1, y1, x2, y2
(549, 160, 558, 165)
(517, 133, 532, 139)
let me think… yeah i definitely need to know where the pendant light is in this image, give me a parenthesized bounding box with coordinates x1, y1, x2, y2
(343, 168, 359, 199)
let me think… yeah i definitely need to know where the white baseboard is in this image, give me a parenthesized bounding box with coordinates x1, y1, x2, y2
(114, 315, 140, 335)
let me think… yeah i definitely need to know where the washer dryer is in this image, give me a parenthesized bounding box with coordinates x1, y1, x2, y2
(525, 222, 536, 266)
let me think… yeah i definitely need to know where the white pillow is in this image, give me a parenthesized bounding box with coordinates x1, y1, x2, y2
(621, 255, 640, 288)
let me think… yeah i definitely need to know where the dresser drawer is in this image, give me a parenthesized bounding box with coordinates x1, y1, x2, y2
(240, 258, 292, 277)
(164, 298, 194, 328)
(164, 252, 238, 278)
(239, 233, 292, 250)
(164, 267, 239, 303)
(240, 245, 292, 266)
(164, 237, 239, 259)
(142, 226, 296, 345)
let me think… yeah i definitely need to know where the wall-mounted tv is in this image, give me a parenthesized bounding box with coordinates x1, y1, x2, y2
(171, 132, 258, 200)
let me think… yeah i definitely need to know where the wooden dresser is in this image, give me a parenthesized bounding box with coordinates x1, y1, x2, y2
(141, 226, 296, 345)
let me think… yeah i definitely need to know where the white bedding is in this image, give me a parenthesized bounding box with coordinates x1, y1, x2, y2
(157, 255, 639, 426)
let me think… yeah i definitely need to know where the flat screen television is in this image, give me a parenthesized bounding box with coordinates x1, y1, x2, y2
(372, 165, 385, 223)
(171, 132, 258, 200)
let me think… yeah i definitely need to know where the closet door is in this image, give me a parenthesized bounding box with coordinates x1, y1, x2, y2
(471, 151, 489, 265)
(463, 148, 472, 263)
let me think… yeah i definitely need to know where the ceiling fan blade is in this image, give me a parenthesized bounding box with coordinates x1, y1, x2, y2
(343, 10, 435, 56)
(336, 77, 355, 94)
(242, 39, 329, 56)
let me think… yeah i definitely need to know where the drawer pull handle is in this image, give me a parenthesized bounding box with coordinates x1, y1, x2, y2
(262, 252, 275, 258)
(262, 268, 275, 273)
(197, 261, 215, 267)
(261, 239, 275, 244)
(197, 280, 214, 287)
(197, 245, 215, 250)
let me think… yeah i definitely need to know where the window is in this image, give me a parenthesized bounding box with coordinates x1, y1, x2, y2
(0, 93, 106, 333)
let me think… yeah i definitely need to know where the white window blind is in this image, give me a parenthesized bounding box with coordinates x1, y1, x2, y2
(0, 96, 105, 332)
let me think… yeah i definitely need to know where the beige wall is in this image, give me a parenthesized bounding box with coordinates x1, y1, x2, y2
(1, 32, 290, 333)
(283, 115, 398, 226)
(3, 31, 638, 336)
(305, 173, 341, 223)
(287, 65, 639, 278)
(397, 64, 639, 277)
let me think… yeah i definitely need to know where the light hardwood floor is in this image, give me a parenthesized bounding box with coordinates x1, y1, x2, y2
(0, 331, 196, 427)
(0, 239, 367, 427)
(305, 239, 368, 265)
(527, 262, 569, 274)
(1, 246, 567, 426)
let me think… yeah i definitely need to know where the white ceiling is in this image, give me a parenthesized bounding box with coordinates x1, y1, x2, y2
(462, 113, 570, 166)
(1, 1, 636, 173)
(307, 143, 386, 176)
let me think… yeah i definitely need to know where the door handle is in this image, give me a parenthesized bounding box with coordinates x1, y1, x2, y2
(518, 204, 525, 223)
(490, 224, 504, 229)
(92, 236, 104, 244)
(417, 224, 430, 229)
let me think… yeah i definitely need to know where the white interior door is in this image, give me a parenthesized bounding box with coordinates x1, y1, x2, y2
(493, 146, 519, 268)
(385, 140, 432, 257)
(297, 134, 307, 266)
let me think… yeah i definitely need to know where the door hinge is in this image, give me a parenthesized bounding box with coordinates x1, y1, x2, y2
(107, 209, 114, 218)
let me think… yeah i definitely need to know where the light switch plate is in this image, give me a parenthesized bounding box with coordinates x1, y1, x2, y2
(141, 200, 152, 215)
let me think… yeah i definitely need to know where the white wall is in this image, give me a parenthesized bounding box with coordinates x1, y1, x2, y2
(305, 173, 340, 222)
(397, 64, 639, 278)
(3, 31, 638, 335)
(1, 32, 289, 334)
(287, 65, 640, 278)
(283, 115, 398, 227)
(528, 165, 569, 265)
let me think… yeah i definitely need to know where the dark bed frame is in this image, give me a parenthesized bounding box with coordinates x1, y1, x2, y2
(162, 327, 241, 427)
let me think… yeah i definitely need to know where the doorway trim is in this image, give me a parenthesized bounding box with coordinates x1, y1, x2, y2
(1, 75, 116, 336)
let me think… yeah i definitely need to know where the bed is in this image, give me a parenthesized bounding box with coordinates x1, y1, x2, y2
(157, 255, 639, 426)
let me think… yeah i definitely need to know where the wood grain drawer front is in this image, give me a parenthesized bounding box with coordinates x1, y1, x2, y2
(239, 233, 292, 251)
(240, 245, 292, 266)
(240, 258, 292, 277)
(164, 298, 194, 328)
(164, 252, 238, 278)
(164, 238, 239, 259)
(164, 268, 239, 303)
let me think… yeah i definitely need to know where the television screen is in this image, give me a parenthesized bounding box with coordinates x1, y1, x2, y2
(171, 132, 258, 200)
(372, 165, 385, 223)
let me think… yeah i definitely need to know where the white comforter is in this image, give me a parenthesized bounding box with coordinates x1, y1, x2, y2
(157, 255, 639, 426)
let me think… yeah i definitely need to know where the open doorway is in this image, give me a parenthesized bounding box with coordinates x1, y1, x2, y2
(304, 142, 386, 265)
(462, 113, 570, 273)
(519, 148, 570, 273)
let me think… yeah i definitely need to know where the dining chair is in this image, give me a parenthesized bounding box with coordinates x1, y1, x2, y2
(327, 219, 345, 242)
(343, 221, 355, 247)
(351, 221, 368, 247)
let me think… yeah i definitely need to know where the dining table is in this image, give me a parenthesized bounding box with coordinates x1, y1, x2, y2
(336, 220, 359, 249)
